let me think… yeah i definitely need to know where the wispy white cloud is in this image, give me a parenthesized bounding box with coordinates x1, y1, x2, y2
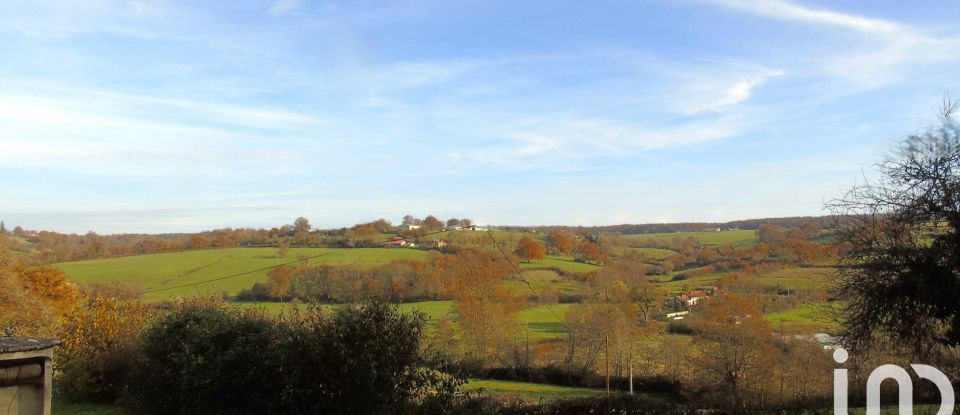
(702, 0, 960, 87)
(684, 70, 786, 115)
(0, 89, 327, 178)
(268, 0, 305, 16)
(703, 0, 902, 35)
(4, 0, 953, 232)
(452, 115, 745, 167)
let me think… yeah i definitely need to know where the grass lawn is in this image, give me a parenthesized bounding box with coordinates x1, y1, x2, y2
(763, 303, 838, 333)
(506, 270, 581, 296)
(53, 247, 429, 301)
(624, 230, 758, 247)
(463, 379, 604, 401)
(629, 247, 677, 260)
(655, 272, 723, 293)
(519, 255, 601, 274)
(52, 395, 130, 415)
(397, 300, 455, 322)
(433, 229, 542, 243)
(236, 300, 567, 342)
(756, 266, 835, 290)
(518, 304, 571, 340)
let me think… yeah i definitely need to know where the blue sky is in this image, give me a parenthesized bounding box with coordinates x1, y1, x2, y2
(3, 0, 960, 233)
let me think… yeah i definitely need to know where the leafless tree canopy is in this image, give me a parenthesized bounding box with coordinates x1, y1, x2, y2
(829, 99, 960, 353)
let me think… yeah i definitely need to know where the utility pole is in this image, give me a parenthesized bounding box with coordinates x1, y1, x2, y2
(605, 334, 610, 396)
(525, 329, 530, 371)
(629, 342, 634, 395)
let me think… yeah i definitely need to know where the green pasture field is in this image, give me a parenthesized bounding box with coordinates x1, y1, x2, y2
(236, 300, 569, 341)
(655, 272, 724, 293)
(53, 247, 429, 301)
(436, 229, 543, 242)
(629, 247, 677, 260)
(518, 304, 571, 340)
(518, 255, 601, 273)
(756, 266, 835, 290)
(623, 230, 758, 246)
(397, 300, 456, 322)
(463, 379, 604, 401)
(763, 302, 838, 333)
(656, 265, 835, 294)
(506, 269, 581, 296)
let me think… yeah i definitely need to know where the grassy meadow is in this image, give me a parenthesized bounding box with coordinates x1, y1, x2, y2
(53, 247, 429, 301)
(46, 231, 836, 339)
(757, 266, 835, 290)
(624, 229, 758, 246)
(505, 269, 581, 295)
(518, 255, 601, 273)
(35, 227, 851, 413)
(763, 302, 839, 332)
(463, 379, 604, 401)
(518, 303, 571, 340)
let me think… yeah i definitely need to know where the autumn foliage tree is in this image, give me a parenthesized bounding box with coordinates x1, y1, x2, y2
(545, 230, 575, 255)
(448, 249, 521, 364)
(267, 265, 294, 301)
(58, 296, 150, 400)
(0, 253, 81, 336)
(422, 215, 443, 231)
(691, 295, 774, 410)
(276, 241, 290, 262)
(514, 236, 546, 263)
(576, 241, 602, 264)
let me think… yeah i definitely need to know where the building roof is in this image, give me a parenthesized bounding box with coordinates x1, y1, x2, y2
(0, 337, 60, 353)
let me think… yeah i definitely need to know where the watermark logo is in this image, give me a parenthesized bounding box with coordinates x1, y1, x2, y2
(833, 348, 955, 415)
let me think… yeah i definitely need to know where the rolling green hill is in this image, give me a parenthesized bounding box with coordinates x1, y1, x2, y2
(623, 229, 758, 246)
(53, 247, 429, 301)
(518, 255, 601, 273)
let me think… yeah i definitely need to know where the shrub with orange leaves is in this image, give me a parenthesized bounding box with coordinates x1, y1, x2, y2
(57, 296, 151, 401)
(0, 253, 81, 337)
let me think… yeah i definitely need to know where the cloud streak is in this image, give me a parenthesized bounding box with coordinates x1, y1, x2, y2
(269, 0, 305, 16)
(704, 0, 903, 35)
(703, 0, 960, 87)
(3, 0, 958, 232)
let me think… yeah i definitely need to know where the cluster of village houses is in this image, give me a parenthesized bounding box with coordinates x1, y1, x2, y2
(662, 286, 840, 350)
(386, 227, 845, 351)
(385, 224, 489, 249)
(385, 237, 446, 250)
(664, 285, 721, 320)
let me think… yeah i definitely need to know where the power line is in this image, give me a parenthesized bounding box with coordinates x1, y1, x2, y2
(141, 252, 332, 294)
(141, 229, 452, 295)
(484, 230, 565, 322)
(485, 230, 532, 288)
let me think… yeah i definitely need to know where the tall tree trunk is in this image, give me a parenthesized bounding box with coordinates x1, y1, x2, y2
(605, 334, 610, 396)
(629, 342, 634, 395)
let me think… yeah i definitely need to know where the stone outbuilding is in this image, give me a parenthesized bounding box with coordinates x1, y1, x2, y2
(0, 337, 59, 415)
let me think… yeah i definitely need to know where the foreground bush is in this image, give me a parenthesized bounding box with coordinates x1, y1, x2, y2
(126, 301, 460, 415)
(57, 296, 149, 401)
